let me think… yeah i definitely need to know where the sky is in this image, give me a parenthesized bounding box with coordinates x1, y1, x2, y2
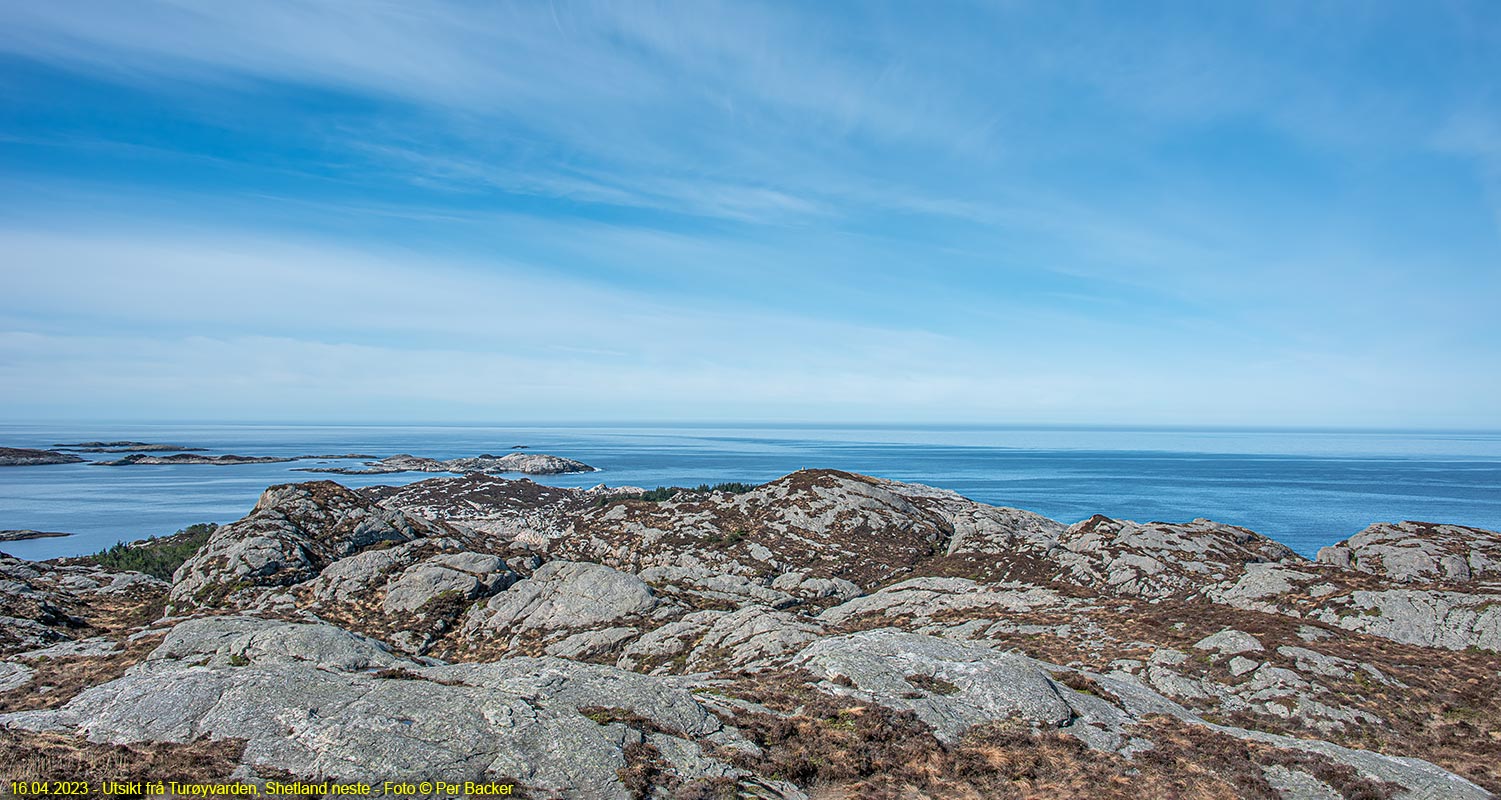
(0, 1, 1498, 427)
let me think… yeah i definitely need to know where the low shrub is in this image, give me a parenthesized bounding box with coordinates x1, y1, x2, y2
(89, 523, 217, 580)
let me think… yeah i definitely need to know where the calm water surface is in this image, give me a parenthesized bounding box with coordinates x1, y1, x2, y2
(1, 423, 1498, 560)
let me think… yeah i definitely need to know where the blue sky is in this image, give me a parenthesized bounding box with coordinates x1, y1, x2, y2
(1, 1, 1498, 426)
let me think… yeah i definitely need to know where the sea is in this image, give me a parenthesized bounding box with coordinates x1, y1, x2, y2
(2, 423, 1499, 561)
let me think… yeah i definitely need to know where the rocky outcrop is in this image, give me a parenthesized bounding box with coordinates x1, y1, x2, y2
(463, 561, 657, 648)
(148, 616, 408, 671)
(796, 629, 1121, 747)
(0, 553, 166, 655)
(539, 470, 969, 591)
(5, 617, 1484, 799)
(380, 552, 515, 614)
(4, 470, 1501, 797)
(2, 617, 786, 799)
(0, 447, 85, 466)
(169, 481, 464, 607)
(1204, 560, 1501, 652)
(618, 606, 822, 673)
(1318, 521, 1501, 584)
(1309, 588, 1501, 651)
(298, 452, 596, 475)
(818, 576, 1070, 627)
(788, 626, 1477, 800)
(1051, 516, 1303, 600)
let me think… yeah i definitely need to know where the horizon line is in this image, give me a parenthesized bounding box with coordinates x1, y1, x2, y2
(4, 419, 1500, 436)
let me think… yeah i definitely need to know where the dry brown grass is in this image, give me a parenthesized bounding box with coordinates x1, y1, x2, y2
(0, 632, 164, 714)
(834, 591, 1501, 794)
(701, 671, 1400, 800)
(0, 729, 245, 785)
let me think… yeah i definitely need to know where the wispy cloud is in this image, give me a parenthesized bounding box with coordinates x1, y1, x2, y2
(0, 1, 1497, 425)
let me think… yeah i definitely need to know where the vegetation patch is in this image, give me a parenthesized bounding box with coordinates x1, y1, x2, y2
(598, 482, 761, 506)
(371, 667, 463, 686)
(905, 673, 959, 695)
(701, 671, 1402, 799)
(1054, 671, 1121, 704)
(576, 706, 685, 737)
(415, 588, 474, 620)
(0, 633, 163, 714)
(617, 741, 673, 800)
(0, 729, 245, 784)
(88, 523, 217, 580)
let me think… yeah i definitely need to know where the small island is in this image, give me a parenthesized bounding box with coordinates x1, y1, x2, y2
(0, 447, 86, 466)
(52, 441, 206, 452)
(94, 453, 297, 466)
(297, 452, 596, 475)
(0, 529, 71, 542)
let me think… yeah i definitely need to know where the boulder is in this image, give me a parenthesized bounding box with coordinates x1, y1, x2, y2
(0, 661, 34, 692)
(1192, 629, 1265, 656)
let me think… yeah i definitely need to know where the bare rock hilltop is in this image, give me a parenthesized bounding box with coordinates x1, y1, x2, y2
(1, 469, 1498, 798)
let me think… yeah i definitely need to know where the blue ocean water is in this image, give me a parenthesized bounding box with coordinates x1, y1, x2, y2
(1, 423, 1498, 561)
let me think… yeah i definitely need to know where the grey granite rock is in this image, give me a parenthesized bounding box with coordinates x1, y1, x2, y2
(0, 637, 778, 798)
(308, 547, 413, 603)
(1228, 656, 1260, 677)
(15, 636, 121, 660)
(1317, 521, 1501, 584)
(1053, 516, 1302, 600)
(769, 571, 861, 601)
(638, 565, 797, 608)
(1192, 628, 1265, 656)
(149, 616, 406, 671)
(465, 561, 657, 636)
(794, 629, 1099, 745)
(1311, 588, 1501, 652)
(0, 660, 34, 692)
(819, 576, 1066, 626)
(170, 482, 460, 607)
(1261, 764, 1342, 800)
(544, 627, 638, 659)
(688, 606, 821, 671)
(381, 552, 515, 614)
